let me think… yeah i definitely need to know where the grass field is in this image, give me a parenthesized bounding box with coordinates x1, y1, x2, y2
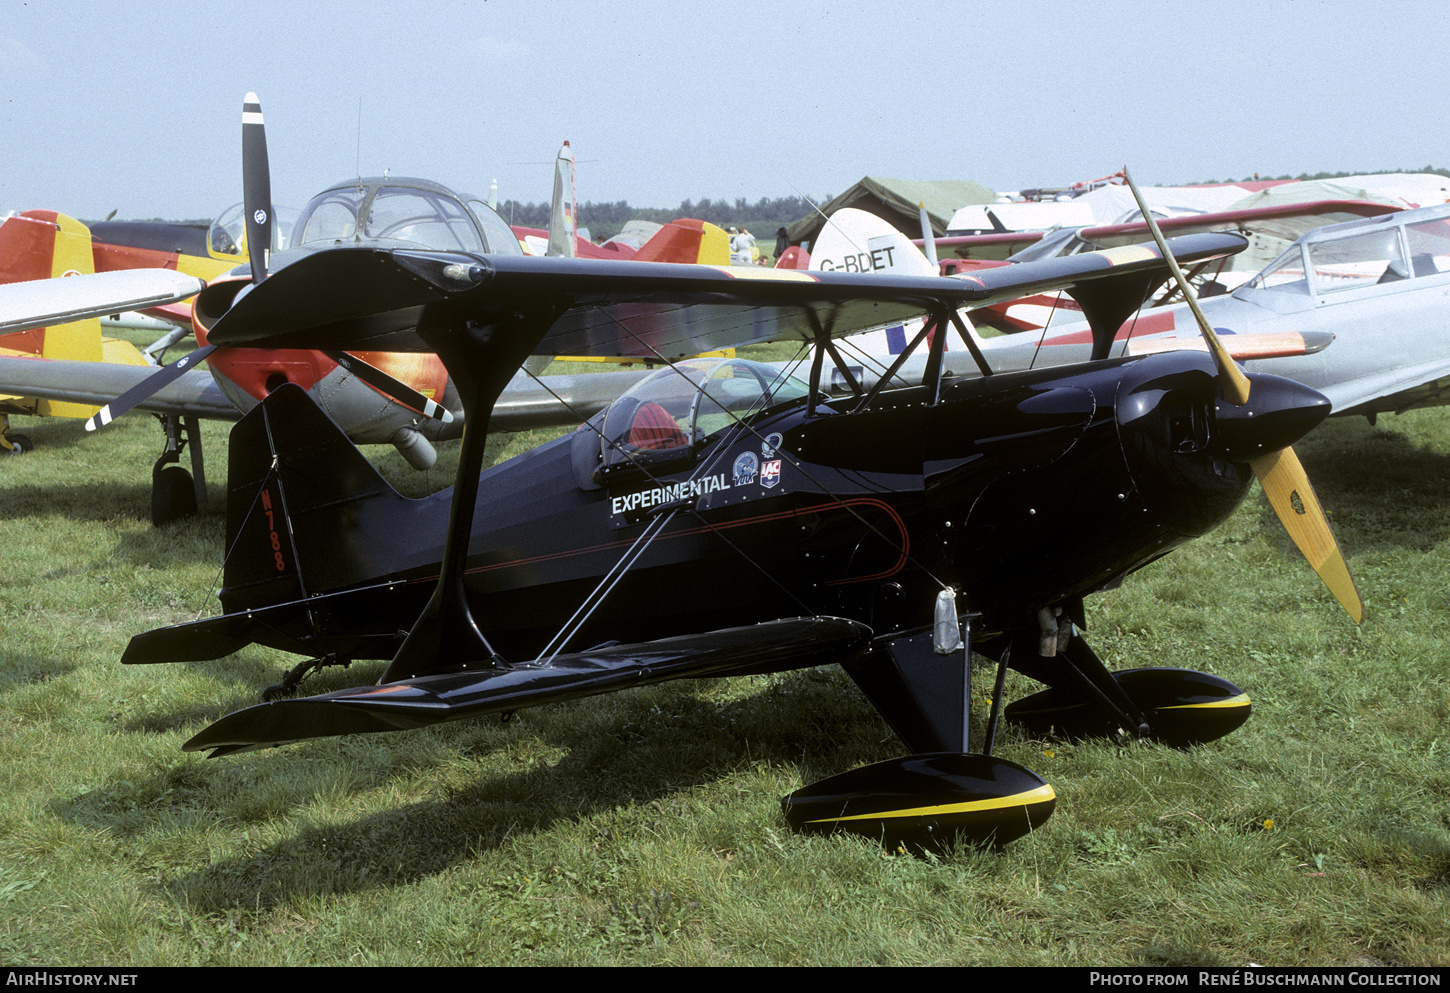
(1, 357, 1447, 966)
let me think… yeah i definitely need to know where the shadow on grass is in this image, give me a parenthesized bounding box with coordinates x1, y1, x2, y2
(0, 652, 79, 690)
(52, 667, 897, 913)
(3, 473, 226, 531)
(3, 478, 155, 522)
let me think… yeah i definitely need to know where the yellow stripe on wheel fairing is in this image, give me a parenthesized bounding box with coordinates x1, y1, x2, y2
(807, 783, 1057, 825)
(1159, 693, 1251, 711)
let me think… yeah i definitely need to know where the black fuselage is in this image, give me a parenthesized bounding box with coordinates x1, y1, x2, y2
(207, 350, 1265, 671)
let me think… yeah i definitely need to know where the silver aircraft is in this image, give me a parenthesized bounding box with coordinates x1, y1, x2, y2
(786, 203, 1450, 426)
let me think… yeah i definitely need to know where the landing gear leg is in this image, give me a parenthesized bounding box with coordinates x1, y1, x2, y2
(151, 414, 206, 526)
(784, 609, 1056, 850)
(1006, 629, 1151, 742)
(1, 414, 33, 455)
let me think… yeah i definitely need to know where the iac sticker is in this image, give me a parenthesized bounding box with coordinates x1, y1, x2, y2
(761, 459, 781, 489)
(733, 451, 759, 486)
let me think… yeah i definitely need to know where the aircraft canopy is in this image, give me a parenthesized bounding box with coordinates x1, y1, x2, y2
(292, 178, 523, 257)
(599, 357, 811, 473)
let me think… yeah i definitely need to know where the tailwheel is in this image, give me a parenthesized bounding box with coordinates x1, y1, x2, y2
(263, 656, 352, 701)
(1004, 668, 1251, 748)
(1, 415, 32, 454)
(781, 753, 1056, 851)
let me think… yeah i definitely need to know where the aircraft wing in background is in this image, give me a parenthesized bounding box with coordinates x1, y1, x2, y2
(0, 355, 238, 421)
(0, 269, 206, 336)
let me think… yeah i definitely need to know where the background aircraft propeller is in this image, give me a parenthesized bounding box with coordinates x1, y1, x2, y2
(242, 92, 273, 284)
(83, 344, 216, 432)
(88, 94, 453, 433)
(321, 350, 453, 423)
(1123, 167, 1363, 623)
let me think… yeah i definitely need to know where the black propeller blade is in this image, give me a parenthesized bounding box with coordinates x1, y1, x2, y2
(242, 92, 273, 284)
(322, 350, 454, 423)
(84, 345, 217, 432)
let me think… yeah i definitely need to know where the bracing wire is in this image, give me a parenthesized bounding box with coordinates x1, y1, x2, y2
(589, 308, 955, 594)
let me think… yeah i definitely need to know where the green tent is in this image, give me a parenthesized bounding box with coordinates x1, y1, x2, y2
(784, 177, 998, 248)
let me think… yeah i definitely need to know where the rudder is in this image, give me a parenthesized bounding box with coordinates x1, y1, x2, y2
(221, 383, 411, 614)
(0, 211, 106, 417)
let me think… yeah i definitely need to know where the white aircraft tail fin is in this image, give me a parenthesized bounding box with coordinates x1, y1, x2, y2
(809, 208, 937, 277)
(546, 141, 578, 258)
(807, 209, 991, 360)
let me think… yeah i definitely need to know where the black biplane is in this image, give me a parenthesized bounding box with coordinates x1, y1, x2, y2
(123, 98, 1362, 849)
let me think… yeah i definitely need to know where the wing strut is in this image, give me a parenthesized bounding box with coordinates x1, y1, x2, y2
(947, 309, 994, 377)
(379, 307, 565, 683)
(853, 315, 938, 411)
(820, 337, 863, 396)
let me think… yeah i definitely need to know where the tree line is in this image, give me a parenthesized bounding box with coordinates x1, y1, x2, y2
(495, 194, 830, 243)
(1194, 166, 1450, 184)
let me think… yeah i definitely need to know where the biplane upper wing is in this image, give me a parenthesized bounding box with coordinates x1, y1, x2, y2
(1067, 199, 1399, 250)
(0, 269, 206, 336)
(927, 199, 1399, 260)
(199, 232, 1247, 360)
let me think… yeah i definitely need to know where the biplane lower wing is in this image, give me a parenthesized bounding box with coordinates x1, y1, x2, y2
(1316, 356, 1450, 417)
(183, 617, 872, 756)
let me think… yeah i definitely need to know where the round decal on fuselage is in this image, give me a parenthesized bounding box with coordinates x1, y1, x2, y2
(733, 450, 759, 486)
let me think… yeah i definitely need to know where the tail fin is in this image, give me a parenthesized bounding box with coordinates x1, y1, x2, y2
(809, 208, 938, 277)
(0, 211, 105, 416)
(546, 141, 578, 258)
(221, 383, 410, 614)
(633, 218, 731, 265)
(123, 384, 413, 666)
(809, 208, 985, 358)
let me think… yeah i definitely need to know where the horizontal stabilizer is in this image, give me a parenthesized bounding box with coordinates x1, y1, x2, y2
(184, 616, 871, 755)
(123, 595, 315, 664)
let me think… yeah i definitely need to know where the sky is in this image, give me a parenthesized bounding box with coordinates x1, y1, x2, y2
(3, 0, 1449, 222)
